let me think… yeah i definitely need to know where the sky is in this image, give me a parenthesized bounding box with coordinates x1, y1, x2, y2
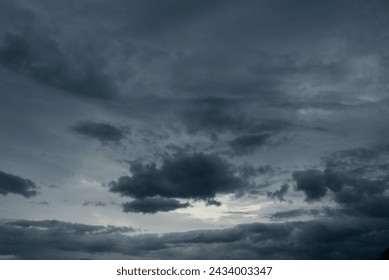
(0, 0, 389, 260)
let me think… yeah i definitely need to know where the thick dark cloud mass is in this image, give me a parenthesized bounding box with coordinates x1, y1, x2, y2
(292, 146, 389, 218)
(71, 121, 125, 144)
(110, 153, 245, 202)
(122, 197, 190, 214)
(1, 218, 388, 259)
(293, 170, 327, 201)
(0, 170, 38, 198)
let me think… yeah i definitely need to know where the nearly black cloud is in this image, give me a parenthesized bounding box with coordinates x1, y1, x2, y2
(122, 197, 190, 214)
(110, 153, 246, 203)
(71, 121, 125, 145)
(0, 170, 38, 198)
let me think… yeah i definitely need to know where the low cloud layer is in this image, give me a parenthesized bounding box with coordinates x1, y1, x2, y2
(1, 218, 388, 259)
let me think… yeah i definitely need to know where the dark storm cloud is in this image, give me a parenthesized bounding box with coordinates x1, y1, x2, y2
(0, 220, 137, 259)
(71, 121, 125, 144)
(109, 153, 246, 201)
(292, 146, 389, 218)
(293, 169, 327, 201)
(0, 32, 115, 99)
(267, 184, 289, 202)
(122, 197, 190, 214)
(0, 170, 38, 198)
(1, 218, 389, 259)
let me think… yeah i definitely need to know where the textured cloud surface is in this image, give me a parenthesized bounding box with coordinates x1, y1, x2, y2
(1, 0, 389, 259)
(1, 218, 388, 260)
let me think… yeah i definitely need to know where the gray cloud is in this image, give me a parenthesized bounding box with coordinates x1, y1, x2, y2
(83, 201, 107, 207)
(1, 218, 388, 259)
(109, 153, 246, 202)
(205, 199, 222, 207)
(267, 184, 289, 202)
(0, 170, 38, 198)
(238, 164, 274, 178)
(0, 32, 115, 99)
(292, 146, 389, 218)
(229, 134, 271, 155)
(1, 0, 389, 260)
(122, 197, 190, 214)
(269, 209, 321, 221)
(5, 220, 135, 235)
(293, 169, 327, 201)
(71, 121, 125, 145)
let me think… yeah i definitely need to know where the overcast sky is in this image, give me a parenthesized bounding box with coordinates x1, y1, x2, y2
(1, 0, 389, 260)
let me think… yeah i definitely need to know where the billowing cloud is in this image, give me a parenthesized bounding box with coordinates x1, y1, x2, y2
(71, 121, 125, 144)
(109, 153, 246, 202)
(122, 197, 190, 214)
(0, 170, 38, 198)
(293, 169, 327, 201)
(292, 146, 389, 218)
